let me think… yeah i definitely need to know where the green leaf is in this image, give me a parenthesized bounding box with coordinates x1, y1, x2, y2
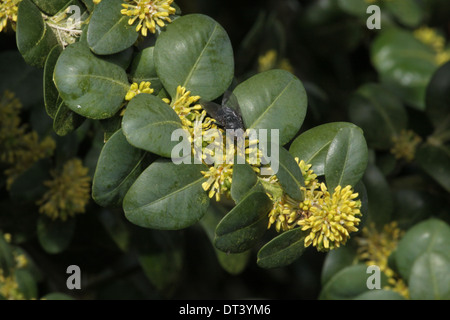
(257, 228, 308, 269)
(53, 102, 85, 136)
(275, 146, 304, 201)
(371, 28, 439, 110)
(15, 269, 38, 299)
(200, 207, 250, 275)
(321, 245, 358, 286)
(214, 191, 272, 253)
(395, 218, 450, 281)
(37, 216, 76, 254)
(123, 160, 209, 230)
(325, 127, 368, 192)
(385, 0, 423, 28)
(16, 0, 59, 67)
(87, 0, 139, 55)
(408, 252, 450, 300)
(415, 144, 450, 193)
(425, 61, 450, 128)
(319, 264, 387, 300)
(230, 162, 262, 203)
(289, 122, 357, 176)
(122, 93, 188, 158)
(54, 42, 129, 119)
(92, 129, 153, 207)
(43, 45, 63, 119)
(129, 46, 163, 94)
(363, 164, 394, 228)
(233, 69, 307, 146)
(98, 210, 131, 252)
(154, 14, 234, 101)
(348, 83, 407, 149)
(31, 0, 74, 15)
(0, 232, 15, 277)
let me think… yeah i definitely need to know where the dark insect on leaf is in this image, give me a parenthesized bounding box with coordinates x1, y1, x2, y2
(200, 91, 245, 131)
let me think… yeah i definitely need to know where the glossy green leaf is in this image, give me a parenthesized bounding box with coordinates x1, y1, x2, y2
(363, 164, 394, 228)
(415, 144, 450, 193)
(214, 192, 272, 253)
(37, 216, 76, 254)
(321, 245, 358, 286)
(154, 14, 234, 101)
(54, 42, 129, 119)
(409, 252, 450, 300)
(426, 61, 450, 128)
(348, 83, 407, 149)
(289, 122, 357, 176)
(371, 28, 438, 110)
(395, 218, 450, 281)
(92, 129, 152, 207)
(230, 162, 262, 204)
(129, 46, 163, 94)
(53, 102, 85, 136)
(319, 264, 387, 300)
(275, 147, 304, 201)
(98, 210, 130, 251)
(257, 228, 308, 269)
(31, 0, 74, 15)
(122, 93, 188, 158)
(87, 0, 139, 55)
(200, 207, 250, 275)
(325, 127, 368, 192)
(123, 160, 209, 230)
(16, 0, 58, 68)
(233, 69, 307, 146)
(43, 45, 63, 119)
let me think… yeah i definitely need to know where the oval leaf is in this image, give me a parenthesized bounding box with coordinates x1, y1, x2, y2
(289, 122, 357, 176)
(16, 0, 58, 67)
(122, 93, 188, 158)
(416, 144, 450, 193)
(426, 61, 450, 128)
(325, 127, 368, 191)
(123, 160, 209, 230)
(53, 102, 85, 136)
(92, 129, 152, 207)
(234, 69, 307, 146)
(154, 14, 234, 101)
(43, 45, 63, 119)
(257, 227, 308, 269)
(54, 42, 129, 119)
(37, 216, 76, 254)
(129, 46, 163, 94)
(214, 191, 272, 253)
(87, 0, 139, 55)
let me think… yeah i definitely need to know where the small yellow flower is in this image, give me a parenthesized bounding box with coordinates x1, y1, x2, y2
(357, 222, 409, 298)
(201, 163, 233, 202)
(0, 270, 24, 300)
(258, 50, 278, 73)
(299, 184, 362, 251)
(390, 129, 422, 162)
(121, 0, 176, 36)
(36, 158, 91, 221)
(125, 81, 154, 101)
(0, 0, 20, 33)
(414, 26, 450, 65)
(163, 85, 205, 128)
(93, 0, 102, 4)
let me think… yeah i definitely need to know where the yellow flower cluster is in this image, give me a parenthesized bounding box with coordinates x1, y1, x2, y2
(0, 0, 20, 32)
(125, 81, 154, 101)
(0, 233, 29, 300)
(258, 49, 294, 74)
(414, 26, 450, 65)
(0, 91, 56, 188)
(390, 129, 422, 162)
(267, 159, 362, 251)
(121, 0, 176, 36)
(356, 222, 409, 298)
(36, 158, 91, 221)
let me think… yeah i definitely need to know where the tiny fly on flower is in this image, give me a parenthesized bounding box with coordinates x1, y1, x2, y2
(200, 91, 245, 131)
